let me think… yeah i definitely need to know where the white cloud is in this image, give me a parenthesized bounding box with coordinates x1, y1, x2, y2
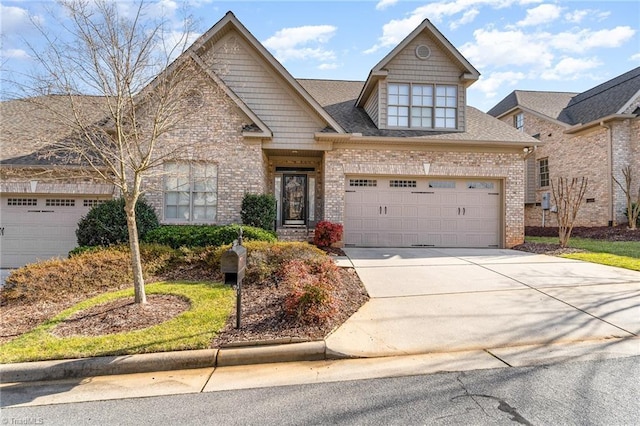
(517, 4, 563, 27)
(564, 9, 589, 24)
(470, 71, 526, 98)
(364, 0, 543, 54)
(375, 0, 399, 11)
(460, 28, 554, 69)
(2, 48, 30, 60)
(546, 26, 636, 53)
(540, 57, 602, 80)
(628, 52, 640, 62)
(0, 4, 43, 35)
(263, 25, 337, 63)
(450, 9, 480, 30)
(318, 63, 339, 70)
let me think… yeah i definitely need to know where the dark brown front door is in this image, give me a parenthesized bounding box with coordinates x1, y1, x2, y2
(283, 174, 306, 225)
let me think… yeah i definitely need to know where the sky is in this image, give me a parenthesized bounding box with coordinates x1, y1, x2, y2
(1, 0, 639, 112)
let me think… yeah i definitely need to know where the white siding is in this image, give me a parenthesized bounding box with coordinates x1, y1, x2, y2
(200, 31, 327, 149)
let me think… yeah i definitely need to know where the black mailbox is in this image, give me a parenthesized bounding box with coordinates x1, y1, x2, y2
(221, 244, 247, 284)
(220, 242, 247, 329)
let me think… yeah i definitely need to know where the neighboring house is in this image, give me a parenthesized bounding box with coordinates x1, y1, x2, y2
(0, 11, 537, 268)
(488, 67, 640, 228)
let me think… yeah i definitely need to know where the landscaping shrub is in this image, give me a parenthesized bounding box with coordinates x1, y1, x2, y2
(281, 257, 341, 324)
(76, 197, 159, 247)
(242, 241, 326, 286)
(143, 224, 276, 249)
(313, 220, 344, 247)
(2, 244, 180, 305)
(241, 193, 277, 230)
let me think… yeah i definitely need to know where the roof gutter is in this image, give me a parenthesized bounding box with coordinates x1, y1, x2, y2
(565, 114, 636, 135)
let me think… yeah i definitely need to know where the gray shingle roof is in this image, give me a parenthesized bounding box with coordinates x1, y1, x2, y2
(298, 78, 535, 143)
(487, 90, 576, 120)
(488, 66, 640, 126)
(0, 95, 107, 164)
(558, 66, 640, 125)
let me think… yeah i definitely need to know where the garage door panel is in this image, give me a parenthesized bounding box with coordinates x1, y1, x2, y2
(1, 196, 105, 268)
(344, 177, 501, 248)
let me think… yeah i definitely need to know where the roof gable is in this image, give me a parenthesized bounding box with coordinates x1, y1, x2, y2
(357, 19, 479, 107)
(187, 11, 345, 134)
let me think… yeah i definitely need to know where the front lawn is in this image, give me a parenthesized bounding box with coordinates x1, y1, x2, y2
(525, 236, 640, 271)
(0, 282, 234, 363)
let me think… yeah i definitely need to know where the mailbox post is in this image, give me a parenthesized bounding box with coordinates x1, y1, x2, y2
(220, 236, 247, 329)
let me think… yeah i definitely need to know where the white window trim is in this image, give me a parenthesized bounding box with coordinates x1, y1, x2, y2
(387, 82, 458, 130)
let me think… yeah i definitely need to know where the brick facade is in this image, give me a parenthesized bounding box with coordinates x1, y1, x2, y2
(141, 71, 267, 225)
(500, 111, 640, 227)
(323, 147, 525, 248)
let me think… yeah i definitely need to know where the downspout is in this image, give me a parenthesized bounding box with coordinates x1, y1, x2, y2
(600, 121, 614, 226)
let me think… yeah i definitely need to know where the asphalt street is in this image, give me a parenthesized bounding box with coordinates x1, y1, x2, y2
(2, 356, 638, 425)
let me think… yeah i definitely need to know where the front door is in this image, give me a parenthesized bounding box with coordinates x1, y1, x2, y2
(283, 174, 307, 225)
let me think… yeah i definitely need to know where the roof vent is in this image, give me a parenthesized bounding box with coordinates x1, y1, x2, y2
(415, 44, 431, 60)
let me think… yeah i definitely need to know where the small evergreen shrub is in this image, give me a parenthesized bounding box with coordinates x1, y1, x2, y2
(313, 221, 344, 247)
(76, 197, 159, 247)
(241, 193, 277, 230)
(143, 224, 276, 249)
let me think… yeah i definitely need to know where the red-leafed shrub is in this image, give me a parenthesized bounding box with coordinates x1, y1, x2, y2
(313, 221, 344, 247)
(282, 257, 341, 324)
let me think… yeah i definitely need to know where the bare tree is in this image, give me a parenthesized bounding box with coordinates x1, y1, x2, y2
(613, 165, 640, 230)
(10, 0, 202, 304)
(551, 177, 588, 247)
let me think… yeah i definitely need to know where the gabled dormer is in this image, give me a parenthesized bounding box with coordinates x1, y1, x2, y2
(356, 19, 479, 132)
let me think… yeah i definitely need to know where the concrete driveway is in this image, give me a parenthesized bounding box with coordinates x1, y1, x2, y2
(326, 248, 640, 358)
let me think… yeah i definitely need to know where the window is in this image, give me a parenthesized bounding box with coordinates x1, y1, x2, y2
(514, 113, 524, 132)
(389, 180, 417, 188)
(83, 199, 107, 207)
(387, 84, 409, 127)
(164, 162, 217, 222)
(538, 158, 549, 188)
(349, 179, 377, 187)
(388, 83, 457, 129)
(46, 199, 75, 207)
(7, 198, 37, 206)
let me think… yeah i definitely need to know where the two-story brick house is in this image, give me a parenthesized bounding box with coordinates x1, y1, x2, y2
(1, 12, 537, 268)
(488, 67, 640, 228)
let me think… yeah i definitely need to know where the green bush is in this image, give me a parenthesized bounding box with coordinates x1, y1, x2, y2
(241, 193, 276, 230)
(76, 197, 159, 247)
(143, 224, 276, 249)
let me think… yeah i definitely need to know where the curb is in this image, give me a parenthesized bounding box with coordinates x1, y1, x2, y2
(0, 341, 329, 383)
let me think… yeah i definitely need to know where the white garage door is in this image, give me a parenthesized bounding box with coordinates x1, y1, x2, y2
(344, 177, 501, 248)
(0, 196, 106, 268)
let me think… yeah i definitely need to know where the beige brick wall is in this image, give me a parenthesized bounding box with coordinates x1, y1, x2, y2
(323, 147, 525, 248)
(141, 70, 267, 225)
(504, 112, 611, 227)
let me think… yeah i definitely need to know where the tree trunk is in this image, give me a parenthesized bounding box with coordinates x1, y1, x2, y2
(124, 195, 147, 304)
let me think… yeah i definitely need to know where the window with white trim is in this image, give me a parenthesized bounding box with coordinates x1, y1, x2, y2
(538, 158, 549, 188)
(164, 162, 217, 222)
(514, 113, 524, 132)
(388, 83, 457, 129)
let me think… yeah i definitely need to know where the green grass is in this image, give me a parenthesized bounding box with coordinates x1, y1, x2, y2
(0, 281, 234, 364)
(525, 236, 640, 271)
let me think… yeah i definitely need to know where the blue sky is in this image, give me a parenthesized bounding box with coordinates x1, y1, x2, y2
(1, 0, 639, 111)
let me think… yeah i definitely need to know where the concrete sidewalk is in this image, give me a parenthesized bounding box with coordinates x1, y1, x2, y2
(326, 248, 640, 358)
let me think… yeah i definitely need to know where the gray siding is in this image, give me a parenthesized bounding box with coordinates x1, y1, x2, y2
(381, 32, 466, 131)
(364, 81, 379, 127)
(200, 31, 327, 149)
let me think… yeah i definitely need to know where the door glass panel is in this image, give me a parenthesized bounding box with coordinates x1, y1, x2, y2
(283, 175, 306, 224)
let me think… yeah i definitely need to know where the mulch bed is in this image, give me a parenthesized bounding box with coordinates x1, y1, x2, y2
(50, 294, 190, 338)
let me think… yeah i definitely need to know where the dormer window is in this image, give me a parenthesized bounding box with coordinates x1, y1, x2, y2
(388, 83, 457, 129)
(514, 113, 524, 132)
